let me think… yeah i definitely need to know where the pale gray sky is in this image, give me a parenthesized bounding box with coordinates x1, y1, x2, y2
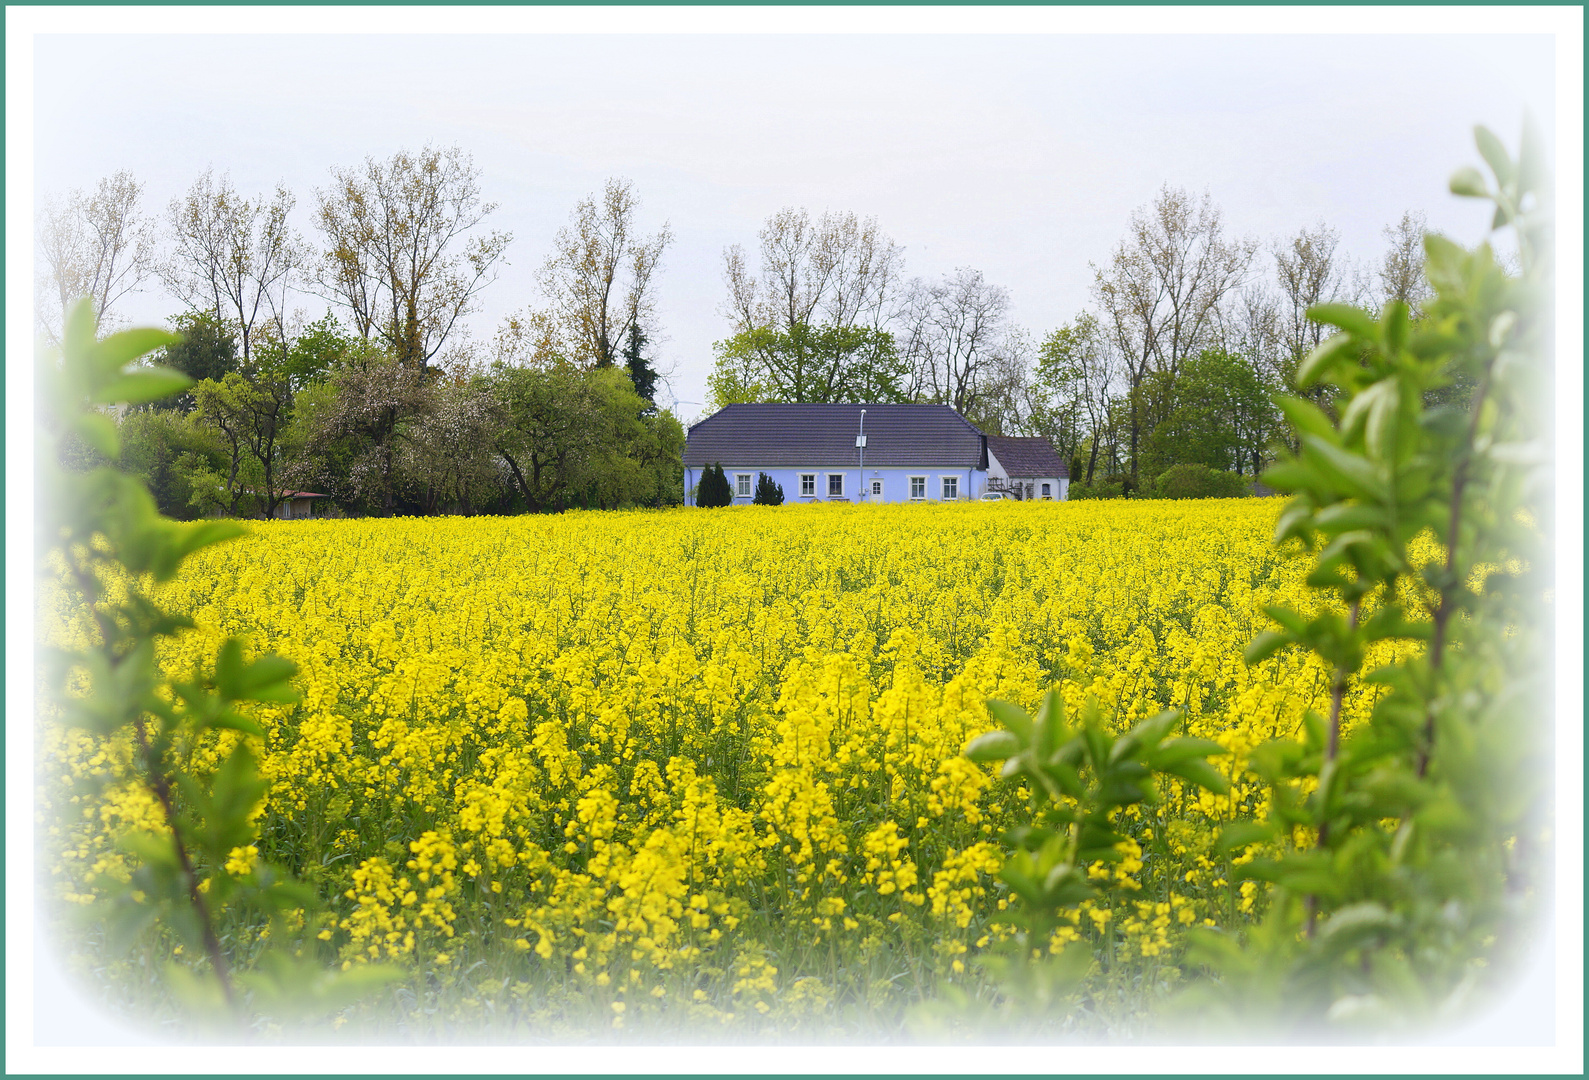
(31, 31, 1557, 416)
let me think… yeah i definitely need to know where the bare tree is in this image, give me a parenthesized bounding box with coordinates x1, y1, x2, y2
(898, 267, 1012, 416)
(35, 171, 156, 341)
(537, 178, 671, 370)
(1035, 313, 1120, 484)
(163, 170, 300, 365)
(314, 146, 511, 370)
(1091, 185, 1255, 479)
(723, 207, 902, 334)
(968, 327, 1039, 437)
(1376, 210, 1432, 312)
(1272, 223, 1358, 368)
(491, 308, 568, 371)
(1223, 283, 1283, 382)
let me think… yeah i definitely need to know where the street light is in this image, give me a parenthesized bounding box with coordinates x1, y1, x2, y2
(856, 409, 867, 499)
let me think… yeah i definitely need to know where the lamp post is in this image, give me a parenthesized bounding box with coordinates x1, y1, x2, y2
(856, 409, 867, 499)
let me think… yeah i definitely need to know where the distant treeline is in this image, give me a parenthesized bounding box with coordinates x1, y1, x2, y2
(38, 147, 1447, 516)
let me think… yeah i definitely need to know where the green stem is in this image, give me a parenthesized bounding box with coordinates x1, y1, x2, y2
(1417, 365, 1493, 779)
(1304, 598, 1360, 939)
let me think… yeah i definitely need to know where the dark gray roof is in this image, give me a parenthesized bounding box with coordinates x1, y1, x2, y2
(986, 435, 1069, 479)
(684, 404, 987, 469)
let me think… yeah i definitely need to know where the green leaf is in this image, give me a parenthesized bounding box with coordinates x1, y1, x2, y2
(1301, 436, 1385, 502)
(1243, 630, 1291, 666)
(1032, 688, 1069, 759)
(209, 709, 267, 737)
(95, 367, 193, 408)
(69, 412, 121, 459)
(1263, 605, 1309, 637)
(119, 830, 180, 871)
(1275, 395, 1337, 443)
(1160, 758, 1230, 795)
(215, 638, 299, 704)
(1112, 709, 1179, 763)
(1473, 124, 1514, 188)
(88, 326, 182, 375)
(965, 730, 1021, 764)
(1516, 113, 1547, 198)
(985, 699, 1033, 742)
(1306, 304, 1379, 341)
(1215, 821, 1274, 855)
(1448, 166, 1488, 199)
(1313, 502, 1388, 535)
(1315, 902, 1397, 949)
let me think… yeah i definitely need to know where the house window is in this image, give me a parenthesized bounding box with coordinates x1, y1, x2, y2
(800, 473, 816, 497)
(910, 476, 926, 500)
(942, 476, 959, 500)
(736, 474, 752, 498)
(828, 473, 844, 497)
(1042, 482, 1051, 498)
(871, 479, 883, 496)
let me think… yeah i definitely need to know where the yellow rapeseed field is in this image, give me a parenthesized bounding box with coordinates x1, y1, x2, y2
(41, 499, 1417, 1034)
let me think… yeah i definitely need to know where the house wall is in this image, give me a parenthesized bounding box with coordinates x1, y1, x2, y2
(273, 497, 319, 520)
(685, 465, 991, 506)
(991, 476, 1070, 501)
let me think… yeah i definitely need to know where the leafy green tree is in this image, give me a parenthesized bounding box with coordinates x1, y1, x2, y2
(696, 463, 733, 508)
(399, 375, 507, 516)
(1092, 187, 1256, 481)
(1152, 462, 1250, 499)
(191, 363, 295, 519)
(707, 322, 908, 408)
(268, 311, 355, 389)
(117, 407, 229, 519)
(753, 472, 784, 506)
(147, 310, 238, 411)
(487, 364, 670, 512)
(1143, 349, 1279, 477)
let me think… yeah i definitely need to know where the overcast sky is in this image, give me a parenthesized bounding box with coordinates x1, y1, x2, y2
(31, 29, 1557, 417)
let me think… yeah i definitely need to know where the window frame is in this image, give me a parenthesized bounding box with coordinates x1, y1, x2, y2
(941, 475, 959, 501)
(800, 473, 816, 497)
(871, 479, 883, 497)
(1041, 482, 1051, 498)
(827, 472, 845, 498)
(909, 475, 926, 500)
(736, 473, 753, 498)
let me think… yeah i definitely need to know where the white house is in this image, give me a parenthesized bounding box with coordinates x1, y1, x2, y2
(986, 436, 1070, 501)
(682, 403, 1068, 505)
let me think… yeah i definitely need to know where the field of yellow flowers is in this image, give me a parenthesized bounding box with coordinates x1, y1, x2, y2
(42, 499, 1403, 1037)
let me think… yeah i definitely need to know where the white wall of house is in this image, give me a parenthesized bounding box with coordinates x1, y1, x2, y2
(685, 466, 991, 505)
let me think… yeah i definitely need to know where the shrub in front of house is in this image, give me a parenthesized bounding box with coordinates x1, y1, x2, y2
(1068, 474, 1132, 500)
(1153, 463, 1251, 499)
(697, 463, 734, 507)
(753, 472, 784, 506)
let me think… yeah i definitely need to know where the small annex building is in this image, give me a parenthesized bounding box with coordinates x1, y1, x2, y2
(682, 403, 1068, 505)
(272, 490, 328, 520)
(986, 436, 1070, 501)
